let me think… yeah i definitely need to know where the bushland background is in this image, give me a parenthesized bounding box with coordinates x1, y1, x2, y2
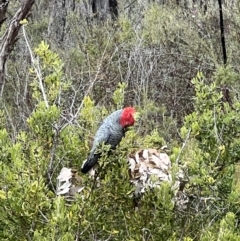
(0, 0, 240, 240)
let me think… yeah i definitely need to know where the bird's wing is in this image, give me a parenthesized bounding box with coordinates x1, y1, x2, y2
(91, 125, 112, 151)
(81, 127, 112, 173)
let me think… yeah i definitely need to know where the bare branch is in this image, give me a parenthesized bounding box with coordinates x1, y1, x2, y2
(59, 35, 113, 131)
(22, 24, 49, 108)
(0, 0, 35, 97)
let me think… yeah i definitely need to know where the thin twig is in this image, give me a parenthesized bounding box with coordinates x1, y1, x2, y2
(60, 34, 112, 132)
(176, 128, 191, 165)
(38, 209, 49, 223)
(22, 25, 49, 108)
(46, 124, 59, 192)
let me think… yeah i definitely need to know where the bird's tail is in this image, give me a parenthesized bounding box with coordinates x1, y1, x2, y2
(81, 153, 100, 174)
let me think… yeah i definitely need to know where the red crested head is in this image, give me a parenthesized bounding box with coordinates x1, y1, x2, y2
(119, 107, 136, 127)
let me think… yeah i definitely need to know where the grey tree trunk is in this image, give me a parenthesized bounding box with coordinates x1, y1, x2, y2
(0, 0, 8, 28)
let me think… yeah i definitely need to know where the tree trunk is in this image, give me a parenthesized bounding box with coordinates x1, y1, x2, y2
(92, 0, 118, 20)
(0, 0, 8, 28)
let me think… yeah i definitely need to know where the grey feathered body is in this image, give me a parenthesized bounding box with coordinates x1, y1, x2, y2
(81, 109, 125, 173)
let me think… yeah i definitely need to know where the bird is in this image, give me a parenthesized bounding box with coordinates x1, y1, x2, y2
(81, 107, 136, 174)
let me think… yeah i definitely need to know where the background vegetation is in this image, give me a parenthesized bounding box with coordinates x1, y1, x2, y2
(0, 0, 240, 240)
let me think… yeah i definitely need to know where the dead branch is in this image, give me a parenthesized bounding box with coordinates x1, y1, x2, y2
(0, 0, 35, 97)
